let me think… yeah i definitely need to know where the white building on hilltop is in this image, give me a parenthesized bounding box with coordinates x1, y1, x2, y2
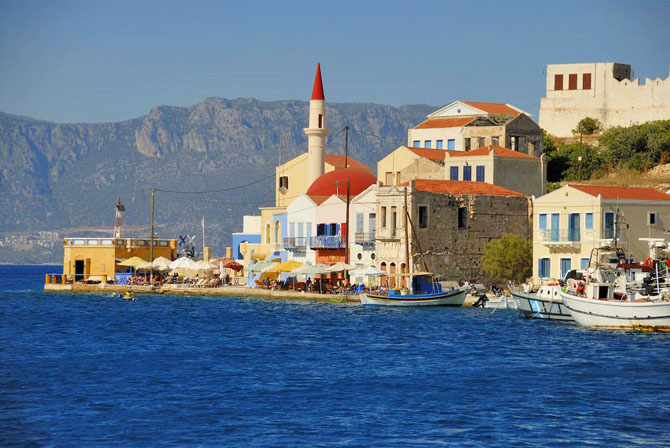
(539, 62, 670, 138)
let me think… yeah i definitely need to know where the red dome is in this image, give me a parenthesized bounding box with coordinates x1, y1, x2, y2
(307, 167, 376, 198)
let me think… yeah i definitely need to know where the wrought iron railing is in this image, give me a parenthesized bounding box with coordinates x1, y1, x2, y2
(310, 235, 347, 249)
(283, 237, 307, 250)
(537, 229, 581, 242)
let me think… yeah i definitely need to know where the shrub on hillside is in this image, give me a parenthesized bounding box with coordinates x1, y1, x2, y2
(599, 120, 670, 171)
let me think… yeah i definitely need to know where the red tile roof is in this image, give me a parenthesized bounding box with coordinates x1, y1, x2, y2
(325, 155, 371, 172)
(414, 116, 476, 129)
(569, 185, 670, 201)
(446, 145, 537, 159)
(311, 63, 325, 100)
(406, 147, 447, 161)
(462, 101, 521, 115)
(409, 179, 525, 197)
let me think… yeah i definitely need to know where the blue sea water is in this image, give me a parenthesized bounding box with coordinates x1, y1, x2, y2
(1, 265, 670, 447)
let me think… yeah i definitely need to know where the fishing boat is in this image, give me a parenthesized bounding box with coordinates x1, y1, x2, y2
(511, 284, 572, 320)
(559, 246, 670, 331)
(360, 273, 467, 306)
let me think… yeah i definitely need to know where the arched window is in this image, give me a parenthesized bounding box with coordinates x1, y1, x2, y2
(400, 262, 407, 288)
(389, 262, 397, 288)
(265, 224, 271, 244)
(274, 220, 281, 245)
(380, 262, 388, 287)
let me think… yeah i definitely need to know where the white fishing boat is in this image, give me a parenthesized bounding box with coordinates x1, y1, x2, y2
(483, 293, 518, 310)
(511, 284, 571, 320)
(559, 246, 670, 331)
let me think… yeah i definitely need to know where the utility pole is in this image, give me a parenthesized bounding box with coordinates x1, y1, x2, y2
(345, 178, 350, 266)
(403, 187, 410, 289)
(202, 215, 205, 260)
(344, 125, 349, 168)
(150, 188, 155, 284)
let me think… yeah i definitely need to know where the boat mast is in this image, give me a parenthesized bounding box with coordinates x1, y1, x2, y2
(404, 187, 410, 288)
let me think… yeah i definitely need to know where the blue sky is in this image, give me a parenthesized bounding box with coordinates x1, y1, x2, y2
(1, 0, 669, 123)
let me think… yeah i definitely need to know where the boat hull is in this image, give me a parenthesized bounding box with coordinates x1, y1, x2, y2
(360, 288, 467, 307)
(511, 288, 573, 321)
(559, 291, 670, 331)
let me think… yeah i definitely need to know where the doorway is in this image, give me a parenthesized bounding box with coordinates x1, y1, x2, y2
(75, 260, 85, 282)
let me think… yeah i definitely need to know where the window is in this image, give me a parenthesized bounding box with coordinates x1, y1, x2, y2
(585, 213, 593, 230)
(447, 139, 455, 150)
(555, 74, 563, 91)
(560, 258, 572, 278)
(477, 137, 485, 148)
(369, 213, 376, 239)
(385, 172, 393, 185)
(297, 222, 304, 237)
(396, 171, 401, 185)
(413, 140, 420, 147)
(604, 212, 615, 239)
(569, 74, 577, 90)
(648, 212, 657, 226)
(463, 166, 472, 181)
(424, 140, 432, 149)
(510, 136, 520, 151)
(418, 206, 428, 229)
(450, 166, 458, 180)
(539, 213, 547, 230)
(491, 136, 499, 146)
(381, 207, 387, 228)
(317, 223, 326, 236)
(538, 258, 550, 278)
(391, 207, 397, 237)
(464, 138, 471, 151)
(436, 140, 443, 149)
(329, 223, 338, 236)
(279, 176, 289, 191)
(318, 114, 323, 128)
(289, 222, 295, 238)
(458, 207, 467, 228)
(581, 258, 589, 270)
(551, 213, 560, 241)
(476, 166, 485, 182)
(583, 73, 592, 90)
(356, 213, 364, 233)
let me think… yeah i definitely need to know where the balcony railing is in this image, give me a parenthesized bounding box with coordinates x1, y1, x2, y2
(283, 237, 307, 251)
(537, 229, 581, 243)
(354, 233, 376, 246)
(310, 235, 347, 249)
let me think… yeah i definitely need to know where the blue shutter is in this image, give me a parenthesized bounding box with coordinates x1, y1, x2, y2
(447, 139, 455, 150)
(585, 213, 593, 230)
(450, 166, 458, 180)
(463, 166, 472, 181)
(424, 140, 431, 149)
(436, 140, 443, 149)
(413, 140, 420, 147)
(539, 214, 547, 230)
(476, 166, 485, 182)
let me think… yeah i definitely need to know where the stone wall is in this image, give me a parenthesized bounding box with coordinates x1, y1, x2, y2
(411, 192, 532, 282)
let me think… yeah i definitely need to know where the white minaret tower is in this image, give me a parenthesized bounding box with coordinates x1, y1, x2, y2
(304, 63, 330, 186)
(113, 196, 125, 239)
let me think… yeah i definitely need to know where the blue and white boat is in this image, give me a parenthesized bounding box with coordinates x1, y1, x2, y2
(360, 273, 467, 307)
(511, 284, 572, 321)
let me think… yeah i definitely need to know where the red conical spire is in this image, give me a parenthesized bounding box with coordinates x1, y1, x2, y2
(311, 63, 325, 100)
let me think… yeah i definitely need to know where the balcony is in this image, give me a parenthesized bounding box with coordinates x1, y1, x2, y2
(283, 237, 307, 252)
(310, 235, 347, 249)
(537, 229, 581, 247)
(354, 233, 376, 247)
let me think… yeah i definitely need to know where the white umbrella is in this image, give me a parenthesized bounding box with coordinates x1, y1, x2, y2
(169, 257, 198, 270)
(326, 262, 356, 273)
(193, 260, 216, 270)
(152, 256, 172, 269)
(351, 266, 387, 276)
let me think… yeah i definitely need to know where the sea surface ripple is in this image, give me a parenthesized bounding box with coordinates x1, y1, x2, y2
(1, 265, 670, 447)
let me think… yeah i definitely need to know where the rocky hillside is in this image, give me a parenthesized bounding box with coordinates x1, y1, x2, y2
(0, 99, 433, 262)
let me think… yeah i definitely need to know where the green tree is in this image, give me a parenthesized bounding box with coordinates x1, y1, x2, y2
(573, 117, 603, 136)
(599, 120, 670, 171)
(482, 234, 532, 283)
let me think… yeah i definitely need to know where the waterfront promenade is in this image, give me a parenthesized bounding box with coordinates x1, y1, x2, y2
(43, 282, 479, 305)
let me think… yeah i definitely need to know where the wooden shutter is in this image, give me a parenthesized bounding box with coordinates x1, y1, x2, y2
(583, 73, 592, 90)
(569, 74, 577, 90)
(554, 74, 563, 90)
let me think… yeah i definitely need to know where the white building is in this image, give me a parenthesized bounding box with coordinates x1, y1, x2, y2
(539, 62, 670, 138)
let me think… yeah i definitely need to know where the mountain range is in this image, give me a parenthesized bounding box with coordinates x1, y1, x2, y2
(0, 98, 434, 263)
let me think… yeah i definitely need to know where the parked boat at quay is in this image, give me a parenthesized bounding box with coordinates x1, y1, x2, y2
(360, 272, 467, 307)
(559, 246, 670, 331)
(510, 285, 572, 319)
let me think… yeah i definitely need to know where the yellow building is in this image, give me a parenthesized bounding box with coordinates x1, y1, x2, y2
(238, 206, 287, 267)
(376, 146, 446, 186)
(444, 145, 545, 197)
(62, 237, 177, 282)
(532, 184, 670, 281)
(275, 154, 371, 207)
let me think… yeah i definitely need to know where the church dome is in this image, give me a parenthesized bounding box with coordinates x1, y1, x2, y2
(306, 167, 376, 198)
